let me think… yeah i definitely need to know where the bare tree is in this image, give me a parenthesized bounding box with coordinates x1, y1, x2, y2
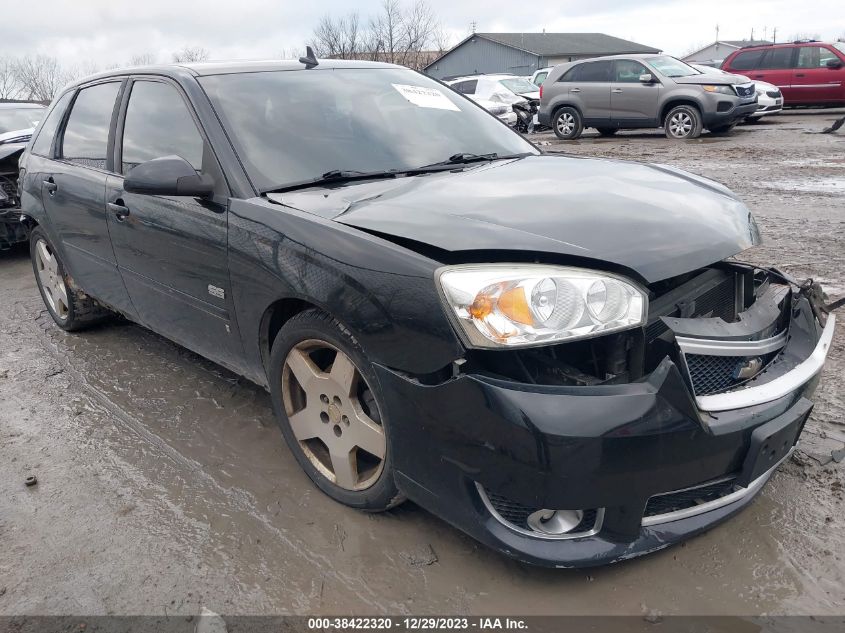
(172, 47, 210, 63)
(310, 13, 363, 59)
(14, 55, 69, 101)
(0, 56, 22, 100)
(130, 52, 157, 65)
(311, 0, 444, 70)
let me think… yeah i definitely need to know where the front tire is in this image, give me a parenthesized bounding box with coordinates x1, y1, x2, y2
(552, 107, 584, 140)
(269, 309, 403, 511)
(30, 227, 111, 331)
(664, 105, 703, 139)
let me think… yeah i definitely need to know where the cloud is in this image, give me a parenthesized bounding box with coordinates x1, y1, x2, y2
(0, 0, 843, 68)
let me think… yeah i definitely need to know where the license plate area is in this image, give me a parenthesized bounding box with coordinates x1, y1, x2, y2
(737, 398, 813, 486)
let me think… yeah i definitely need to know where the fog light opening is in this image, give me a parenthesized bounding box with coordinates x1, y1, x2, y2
(527, 508, 584, 535)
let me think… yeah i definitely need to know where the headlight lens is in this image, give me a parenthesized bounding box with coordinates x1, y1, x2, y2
(438, 265, 647, 347)
(702, 84, 736, 95)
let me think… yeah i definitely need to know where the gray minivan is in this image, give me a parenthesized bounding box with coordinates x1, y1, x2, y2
(538, 55, 759, 140)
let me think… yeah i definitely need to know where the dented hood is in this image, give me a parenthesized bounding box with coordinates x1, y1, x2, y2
(268, 155, 760, 283)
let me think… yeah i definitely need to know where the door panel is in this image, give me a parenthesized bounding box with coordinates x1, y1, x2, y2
(791, 46, 845, 103)
(41, 80, 135, 315)
(107, 78, 245, 371)
(610, 60, 660, 125)
(750, 47, 794, 100)
(570, 61, 613, 121)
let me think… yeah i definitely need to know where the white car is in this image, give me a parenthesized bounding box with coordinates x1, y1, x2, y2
(691, 63, 783, 120)
(446, 75, 540, 126)
(530, 67, 554, 87)
(466, 96, 518, 126)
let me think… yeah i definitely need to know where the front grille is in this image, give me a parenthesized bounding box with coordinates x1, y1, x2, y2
(685, 350, 779, 396)
(644, 476, 738, 518)
(481, 487, 599, 536)
(766, 90, 781, 98)
(736, 84, 755, 97)
(646, 274, 736, 342)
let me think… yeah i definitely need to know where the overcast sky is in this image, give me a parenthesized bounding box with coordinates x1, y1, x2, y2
(1, 0, 844, 69)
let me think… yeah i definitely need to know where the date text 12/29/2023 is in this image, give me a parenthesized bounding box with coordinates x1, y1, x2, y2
(307, 617, 529, 630)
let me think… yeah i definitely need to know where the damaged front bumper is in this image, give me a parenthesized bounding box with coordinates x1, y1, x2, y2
(378, 276, 836, 567)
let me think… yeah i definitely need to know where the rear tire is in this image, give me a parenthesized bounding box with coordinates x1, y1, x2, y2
(596, 127, 617, 136)
(664, 105, 703, 139)
(269, 308, 404, 512)
(552, 107, 584, 140)
(30, 227, 112, 331)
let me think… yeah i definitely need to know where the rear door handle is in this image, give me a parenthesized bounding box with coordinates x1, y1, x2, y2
(795, 73, 805, 78)
(107, 201, 130, 221)
(43, 178, 57, 194)
(570, 88, 581, 93)
(612, 88, 623, 93)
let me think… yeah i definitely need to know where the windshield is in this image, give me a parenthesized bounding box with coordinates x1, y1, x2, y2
(499, 78, 539, 94)
(647, 56, 701, 78)
(200, 68, 535, 192)
(0, 107, 44, 135)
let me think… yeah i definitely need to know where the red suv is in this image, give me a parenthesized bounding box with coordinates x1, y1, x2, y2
(722, 41, 845, 106)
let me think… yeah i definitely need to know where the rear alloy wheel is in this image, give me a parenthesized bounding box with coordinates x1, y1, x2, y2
(552, 107, 584, 140)
(270, 309, 403, 510)
(30, 227, 111, 331)
(664, 105, 703, 139)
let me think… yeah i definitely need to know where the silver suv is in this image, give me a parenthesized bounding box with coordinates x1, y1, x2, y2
(538, 55, 759, 140)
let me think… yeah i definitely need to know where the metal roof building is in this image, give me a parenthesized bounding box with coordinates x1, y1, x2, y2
(681, 40, 773, 64)
(424, 32, 661, 79)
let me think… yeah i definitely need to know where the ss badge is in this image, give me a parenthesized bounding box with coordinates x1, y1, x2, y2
(208, 284, 225, 300)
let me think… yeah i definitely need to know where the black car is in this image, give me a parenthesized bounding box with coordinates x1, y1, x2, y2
(19, 58, 836, 567)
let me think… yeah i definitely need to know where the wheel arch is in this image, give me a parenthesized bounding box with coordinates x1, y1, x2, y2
(551, 101, 583, 120)
(660, 99, 702, 126)
(259, 296, 322, 378)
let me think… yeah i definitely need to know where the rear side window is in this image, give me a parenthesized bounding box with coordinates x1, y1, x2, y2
(534, 71, 548, 86)
(451, 80, 477, 95)
(31, 92, 73, 157)
(759, 48, 794, 69)
(797, 46, 839, 68)
(573, 61, 612, 82)
(729, 50, 765, 70)
(61, 82, 120, 170)
(120, 80, 204, 174)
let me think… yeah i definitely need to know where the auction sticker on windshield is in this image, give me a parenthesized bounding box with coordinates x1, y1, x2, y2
(392, 84, 460, 111)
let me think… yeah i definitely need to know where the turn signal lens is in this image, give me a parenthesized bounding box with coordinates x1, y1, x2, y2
(438, 265, 647, 348)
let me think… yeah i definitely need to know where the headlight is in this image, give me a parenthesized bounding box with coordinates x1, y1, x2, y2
(702, 84, 736, 95)
(488, 105, 508, 116)
(437, 265, 647, 348)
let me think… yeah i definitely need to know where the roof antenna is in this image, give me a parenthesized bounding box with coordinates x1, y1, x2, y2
(299, 46, 319, 68)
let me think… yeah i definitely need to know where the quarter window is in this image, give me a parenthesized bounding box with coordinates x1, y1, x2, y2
(533, 71, 548, 86)
(61, 82, 120, 170)
(796, 46, 839, 68)
(729, 50, 765, 70)
(759, 48, 793, 69)
(121, 81, 204, 174)
(451, 80, 477, 95)
(31, 92, 73, 157)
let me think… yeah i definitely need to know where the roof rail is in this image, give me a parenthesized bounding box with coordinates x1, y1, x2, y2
(792, 39, 819, 44)
(740, 42, 774, 49)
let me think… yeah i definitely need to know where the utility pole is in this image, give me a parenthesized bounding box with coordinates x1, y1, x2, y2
(772, 27, 777, 43)
(471, 21, 476, 34)
(715, 24, 719, 42)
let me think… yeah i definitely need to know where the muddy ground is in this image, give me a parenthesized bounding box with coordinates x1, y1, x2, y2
(1, 109, 844, 617)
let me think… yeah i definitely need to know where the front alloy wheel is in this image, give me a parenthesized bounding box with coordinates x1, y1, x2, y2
(664, 105, 703, 139)
(34, 238, 69, 321)
(282, 340, 386, 490)
(269, 309, 403, 511)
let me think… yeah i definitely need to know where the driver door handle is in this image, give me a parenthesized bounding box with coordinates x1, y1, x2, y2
(107, 201, 130, 221)
(43, 178, 57, 194)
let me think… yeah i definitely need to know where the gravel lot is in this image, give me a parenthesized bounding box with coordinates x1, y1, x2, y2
(1, 109, 843, 617)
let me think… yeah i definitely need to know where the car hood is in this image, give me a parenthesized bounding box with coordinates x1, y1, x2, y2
(0, 127, 34, 145)
(673, 74, 747, 86)
(266, 155, 760, 283)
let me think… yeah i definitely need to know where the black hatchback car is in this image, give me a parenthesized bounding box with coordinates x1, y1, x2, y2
(19, 58, 836, 567)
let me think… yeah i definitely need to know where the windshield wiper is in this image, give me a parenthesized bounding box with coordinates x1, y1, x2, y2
(414, 152, 533, 170)
(261, 169, 400, 194)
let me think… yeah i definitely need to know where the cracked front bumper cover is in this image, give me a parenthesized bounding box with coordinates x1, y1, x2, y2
(376, 295, 832, 567)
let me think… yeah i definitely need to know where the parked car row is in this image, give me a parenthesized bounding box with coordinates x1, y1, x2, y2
(445, 74, 541, 129)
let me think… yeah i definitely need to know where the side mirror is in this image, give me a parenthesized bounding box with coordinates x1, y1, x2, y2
(826, 58, 843, 69)
(639, 73, 654, 83)
(124, 155, 213, 197)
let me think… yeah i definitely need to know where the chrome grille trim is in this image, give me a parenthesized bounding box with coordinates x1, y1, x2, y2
(676, 330, 788, 357)
(642, 447, 794, 526)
